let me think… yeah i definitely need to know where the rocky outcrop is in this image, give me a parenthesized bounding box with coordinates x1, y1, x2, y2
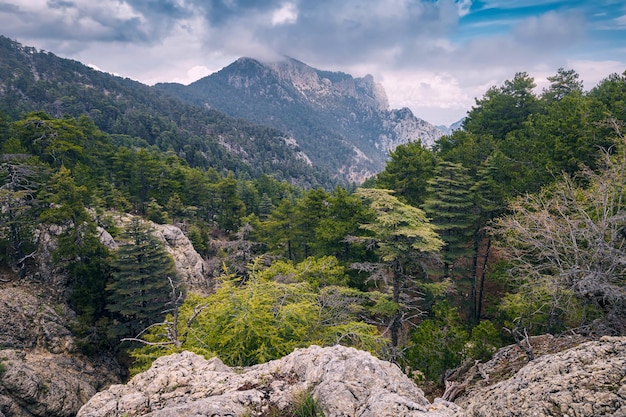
(103, 215, 212, 294)
(78, 337, 626, 417)
(151, 223, 211, 294)
(0, 349, 120, 417)
(77, 345, 463, 417)
(0, 213, 211, 417)
(462, 336, 626, 417)
(0, 285, 122, 417)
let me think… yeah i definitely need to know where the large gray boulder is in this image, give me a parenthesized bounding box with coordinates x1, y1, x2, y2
(77, 345, 463, 417)
(463, 336, 626, 416)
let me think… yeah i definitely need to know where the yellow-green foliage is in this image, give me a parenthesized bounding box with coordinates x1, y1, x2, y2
(131, 258, 388, 372)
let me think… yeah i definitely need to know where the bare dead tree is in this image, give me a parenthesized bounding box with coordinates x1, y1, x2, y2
(492, 130, 626, 334)
(122, 277, 207, 347)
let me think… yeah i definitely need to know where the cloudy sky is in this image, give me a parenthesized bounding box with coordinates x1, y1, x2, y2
(1, 0, 625, 125)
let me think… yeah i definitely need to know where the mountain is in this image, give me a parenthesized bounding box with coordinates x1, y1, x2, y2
(156, 57, 444, 182)
(0, 36, 335, 188)
(437, 118, 465, 135)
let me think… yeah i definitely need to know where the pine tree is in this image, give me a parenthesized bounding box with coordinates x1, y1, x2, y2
(422, 161, 478, 279)
(106, 218, 177, 337)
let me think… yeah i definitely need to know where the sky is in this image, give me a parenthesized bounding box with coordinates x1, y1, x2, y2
(0, 0, 625, 126)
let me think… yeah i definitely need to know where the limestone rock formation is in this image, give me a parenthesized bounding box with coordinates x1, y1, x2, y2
(461, 336, 626, 416)
(151, 223, 211, 294)
(0, 284, 122, 417)
(77, 345, 463, 417)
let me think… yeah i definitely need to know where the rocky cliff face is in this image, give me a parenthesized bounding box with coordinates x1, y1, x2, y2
(156, 57, 443, 183)
(77, 337, 626, 417)
(0, 283, 122, 417)
(0, 217, 211, 417)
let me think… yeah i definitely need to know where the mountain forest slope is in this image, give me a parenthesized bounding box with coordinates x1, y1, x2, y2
(0, 35, 334, 188)
(156, 57, 443, 182)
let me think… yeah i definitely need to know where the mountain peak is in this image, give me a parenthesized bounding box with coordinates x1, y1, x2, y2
(160, 57, 443, 182)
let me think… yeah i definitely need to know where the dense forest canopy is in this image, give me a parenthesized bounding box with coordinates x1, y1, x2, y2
(1, 60, 626, 387)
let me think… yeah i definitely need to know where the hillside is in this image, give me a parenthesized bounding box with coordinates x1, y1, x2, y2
(156, 57, 443, 182)
(0, 36, 335, 188)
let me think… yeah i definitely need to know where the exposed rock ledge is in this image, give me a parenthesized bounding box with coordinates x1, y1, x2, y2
(77, 338, 626, 417)
(77, 345, 463, 417)
(463, 336, 626, 416)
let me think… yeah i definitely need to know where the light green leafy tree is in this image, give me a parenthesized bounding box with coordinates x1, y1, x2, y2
(129, 257, 389, 372)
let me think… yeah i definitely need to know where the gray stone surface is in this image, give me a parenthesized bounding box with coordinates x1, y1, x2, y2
(463, 336, 626, 417)
(77, 345, 464, 417)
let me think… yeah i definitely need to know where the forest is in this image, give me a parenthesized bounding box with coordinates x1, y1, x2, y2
(1, 67, 625, 390)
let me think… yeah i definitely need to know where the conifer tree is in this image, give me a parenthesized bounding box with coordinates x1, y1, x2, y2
(422, 161, 478, 279)
(354, 188, 443, 346)
(106, 218, 177, 337)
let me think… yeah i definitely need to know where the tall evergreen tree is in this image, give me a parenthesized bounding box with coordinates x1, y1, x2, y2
(106, 218, 177, 337)
(375, 141, 437, 206)
(422, 161, 478, 279)
(39, 166, 109, 324)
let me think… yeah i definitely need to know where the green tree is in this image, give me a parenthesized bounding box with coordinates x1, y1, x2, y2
(375, 141, 437, 206)
(542, 68, 583, 102)
(39, 166, 110, 325)
(353, 188, 443, 346)
(405, 301, 468, 383)
(312, 186, 372, 263)
(129, 260, 388, 370)
(422, 161, 478, 279)
(260, 198, 298, 260)
(106, 218, 178, 337)
(464, 72, 538, 140)
(209, 172, 246, 233)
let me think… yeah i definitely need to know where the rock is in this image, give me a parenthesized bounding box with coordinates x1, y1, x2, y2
(0, 349, 120, 417)
(463, 336, 626, 416)
(0, 287, 75, 353)
(77, 345, 464, 417)
(151, 223, 211, 293)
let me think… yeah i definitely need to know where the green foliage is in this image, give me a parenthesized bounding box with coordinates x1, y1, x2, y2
(39, 166, 110, 325)
(354, 188, 443, 346)
(106, 218, 178, 338)
(464, 72, 538, 140)
(404, 301, 468, 383)
(130, 259, 388, 370)
(466, 320, 500, 362)
(422, 161, 478, 278)
(375, 141, 437, 206)
(256, 256, 349, 288)
(289, 389, 324, 417)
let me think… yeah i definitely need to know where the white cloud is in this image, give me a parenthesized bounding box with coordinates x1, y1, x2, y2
(271, 3, 298, 26)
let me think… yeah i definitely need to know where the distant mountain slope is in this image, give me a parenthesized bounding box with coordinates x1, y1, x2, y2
(0, 35, 335, 188)
(156, 57, 443, 182)
(437, 118, 465, 135)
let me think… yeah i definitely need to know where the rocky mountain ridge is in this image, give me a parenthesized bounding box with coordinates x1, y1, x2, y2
(0, 35, 336, 189)
(156, 57, 444, 182)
